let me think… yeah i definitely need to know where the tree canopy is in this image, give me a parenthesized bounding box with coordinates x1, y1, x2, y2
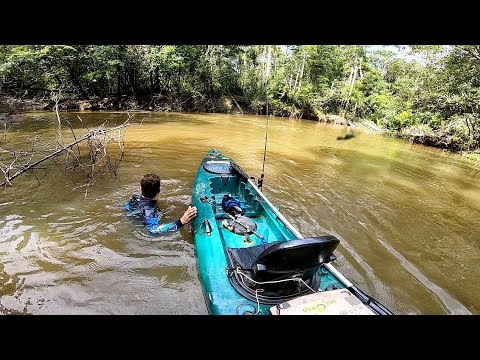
(1, 45, 479, 151)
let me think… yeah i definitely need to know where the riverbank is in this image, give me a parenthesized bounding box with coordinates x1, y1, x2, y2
(394, 125, 480, 163)
(1, 94, 478, 161)
(0, 94, 354, 124)
(0, 95, 48, 125)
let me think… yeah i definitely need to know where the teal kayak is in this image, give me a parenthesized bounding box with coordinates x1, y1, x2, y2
(192, 149, 394, 315)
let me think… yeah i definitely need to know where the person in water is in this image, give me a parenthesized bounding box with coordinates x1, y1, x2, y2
(125, 173, 197, 235)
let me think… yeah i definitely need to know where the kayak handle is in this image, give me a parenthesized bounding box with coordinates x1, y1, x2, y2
(204, 219, 212, 236)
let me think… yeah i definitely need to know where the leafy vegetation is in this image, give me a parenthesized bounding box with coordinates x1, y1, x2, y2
(1, 45, 479, 151)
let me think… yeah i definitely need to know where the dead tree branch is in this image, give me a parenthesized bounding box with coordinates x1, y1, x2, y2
(80, 114, 133, 198)
(51, 87, 63, 131)
(0, 122, 130, 188)
(1, 123, 9, 142)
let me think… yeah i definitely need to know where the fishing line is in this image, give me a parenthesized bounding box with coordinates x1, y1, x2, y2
(258, 78, 270, 190)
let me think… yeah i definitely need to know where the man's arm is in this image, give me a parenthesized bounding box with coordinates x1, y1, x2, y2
(146, 218, 184, 235)
(147, 206, 197, 235)
(125, 200, 183, 234)
(125, 195, 140, 212)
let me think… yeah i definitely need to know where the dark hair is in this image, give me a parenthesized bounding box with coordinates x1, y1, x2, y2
(141, 173, 161, 198)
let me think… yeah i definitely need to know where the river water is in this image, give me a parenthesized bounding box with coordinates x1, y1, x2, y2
(0, 111, 478, 314)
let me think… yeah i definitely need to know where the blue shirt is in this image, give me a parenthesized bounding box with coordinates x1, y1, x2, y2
(125, 194, 183, 235)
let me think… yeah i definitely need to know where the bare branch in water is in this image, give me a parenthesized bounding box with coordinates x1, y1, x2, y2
(1, 123, 9, 142)
(0, 118, 131, 189)
(77, 115, 91, 132)
(51, 86, 63, 132)
(33, 171, 41, 187)
(64, 118, 81, 158)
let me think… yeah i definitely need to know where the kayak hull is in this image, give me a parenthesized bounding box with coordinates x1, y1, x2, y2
(192, 149, 393, 315)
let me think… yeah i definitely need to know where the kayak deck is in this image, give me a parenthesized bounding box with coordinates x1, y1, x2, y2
(192, 149, 393, 315)
(193, 160, 345, 314)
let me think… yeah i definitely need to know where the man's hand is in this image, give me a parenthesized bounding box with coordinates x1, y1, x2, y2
(180, 206, 197, 225)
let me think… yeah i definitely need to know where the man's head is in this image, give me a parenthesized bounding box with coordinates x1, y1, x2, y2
(141, 173, 161, 199)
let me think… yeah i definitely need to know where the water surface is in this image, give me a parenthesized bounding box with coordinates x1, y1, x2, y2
(0, 111, 478, 314)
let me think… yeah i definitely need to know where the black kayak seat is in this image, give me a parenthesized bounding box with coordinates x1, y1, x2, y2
(227, 241, 281, 269)
(226, 236, 340, 282)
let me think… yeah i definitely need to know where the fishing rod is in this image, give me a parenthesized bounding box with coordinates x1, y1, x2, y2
(258, 84, 269, 191)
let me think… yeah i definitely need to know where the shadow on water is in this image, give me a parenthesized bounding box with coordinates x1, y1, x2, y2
(336, 132, 356, 140)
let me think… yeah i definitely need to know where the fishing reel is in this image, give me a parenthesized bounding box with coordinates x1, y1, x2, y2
(221, 214, 264, 246)
(221, 215, 256, 236)
(257, 173, 265, 190)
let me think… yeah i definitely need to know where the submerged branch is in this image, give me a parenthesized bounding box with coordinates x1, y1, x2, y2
(1, 124, 8, 142)
(0, 122, 130, 188)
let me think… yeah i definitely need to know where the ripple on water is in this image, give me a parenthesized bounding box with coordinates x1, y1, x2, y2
(1, 112, 478, 315)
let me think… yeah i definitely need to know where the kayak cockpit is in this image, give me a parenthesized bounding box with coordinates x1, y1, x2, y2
(202, 160, 344, 303)
(193, 149, 394, 315)
(226, 236, 340, 304)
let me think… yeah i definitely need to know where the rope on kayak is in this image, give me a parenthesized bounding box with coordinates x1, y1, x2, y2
(254, 289, 264, 315)
(236, 268, 317, 294)
(235, 303, 256, 315)
(236, 268, 317, 293)
(234, 290, 265, 315)
(234, 268, 317, 315)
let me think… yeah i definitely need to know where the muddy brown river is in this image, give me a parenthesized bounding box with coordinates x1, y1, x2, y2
(0, 111, 478, 314)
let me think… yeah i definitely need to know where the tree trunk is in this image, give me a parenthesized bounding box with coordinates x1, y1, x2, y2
(344, 58, 358, 115)
(68, 67, 88, 100)
(465, 117, 472, 138)
(265, 45, 272, 83)
(347, 62, 358, 98)
(293, 68, 299, 93)
(297, 52, 306, 91)
(359, 57, 363, 80)
(116, 65, 122, 97)
(132, 68, 137, 96)
(149, 71, 153, 93)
